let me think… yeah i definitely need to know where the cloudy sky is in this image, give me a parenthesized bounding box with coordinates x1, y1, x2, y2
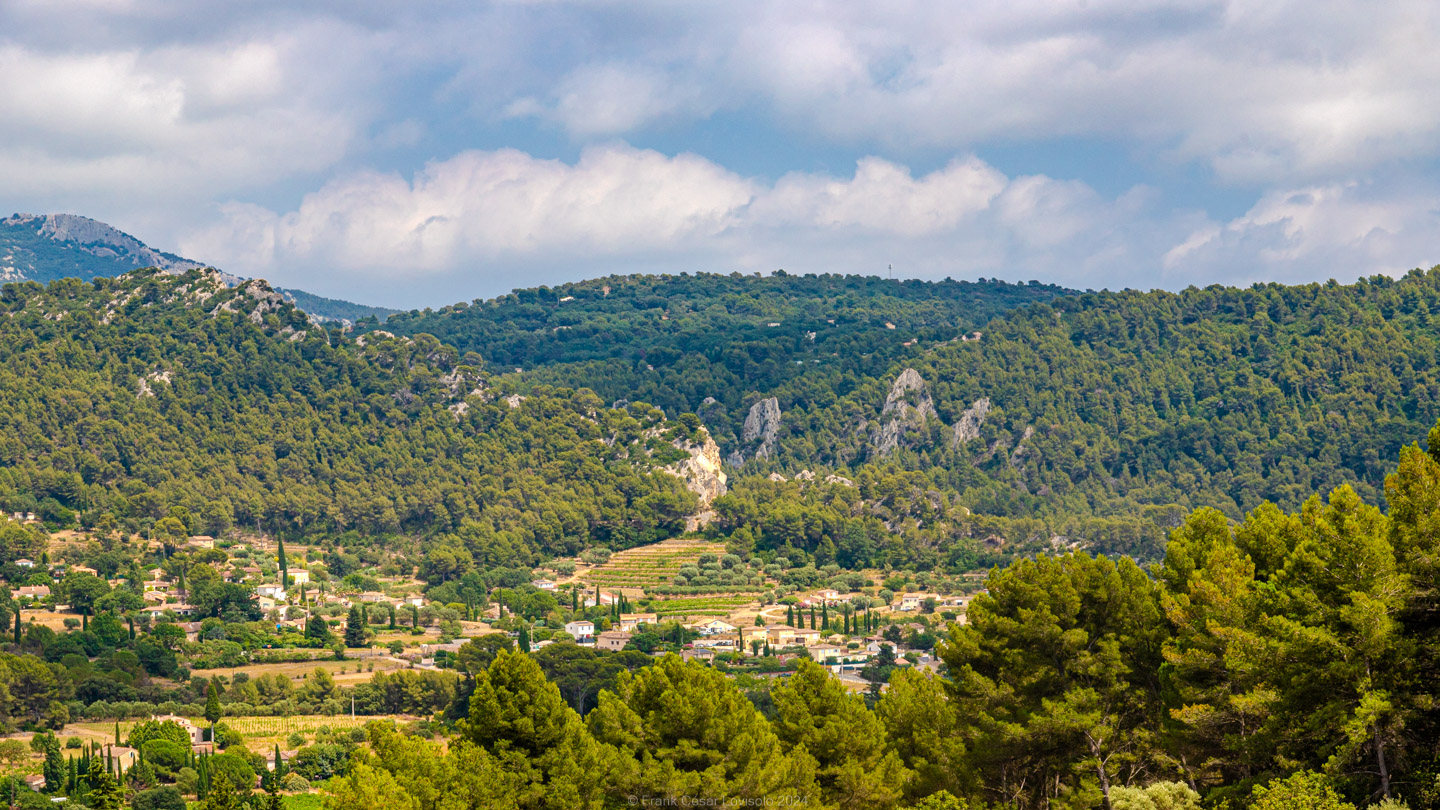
(3, 0, 1439, 308)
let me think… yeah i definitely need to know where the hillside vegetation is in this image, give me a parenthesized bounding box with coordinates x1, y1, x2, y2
(0, 270, 705, 568)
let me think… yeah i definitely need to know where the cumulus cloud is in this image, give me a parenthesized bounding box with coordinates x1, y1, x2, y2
(1162, 181, 1440, 285)
(2, 0, 1439, 303)
(181, 144, 1192, 303)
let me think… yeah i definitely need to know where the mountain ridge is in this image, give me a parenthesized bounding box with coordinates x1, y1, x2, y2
(0, 212, 396, 325)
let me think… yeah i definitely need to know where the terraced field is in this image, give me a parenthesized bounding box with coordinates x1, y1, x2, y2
(583, 539, 729, 590)
(650, 596, 758, 618)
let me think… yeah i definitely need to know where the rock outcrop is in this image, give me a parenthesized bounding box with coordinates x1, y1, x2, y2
(730, 397, 781, 465)
(871, 368, 938, 454)
(661, 428, 729, 531)
(952, 397, 992, 446)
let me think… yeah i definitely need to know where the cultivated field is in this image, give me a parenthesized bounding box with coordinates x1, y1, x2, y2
(582, 539, 729, 590)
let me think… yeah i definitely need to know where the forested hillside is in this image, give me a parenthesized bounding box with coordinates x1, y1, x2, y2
(384, 271, 1072, 448)
(0, 269, 708, 568)
(765, 271, 1440, 525)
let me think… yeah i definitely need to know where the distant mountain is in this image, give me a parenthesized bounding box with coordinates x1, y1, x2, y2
(0, 212, 396, 325)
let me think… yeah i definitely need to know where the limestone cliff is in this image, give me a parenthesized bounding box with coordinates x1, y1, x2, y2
(730, 397, 781, 465)
(871, 368, 938, 454)
(662, 428, 729, 530)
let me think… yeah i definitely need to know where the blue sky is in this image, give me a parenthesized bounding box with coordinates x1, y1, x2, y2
(2, 1, 1439, 308)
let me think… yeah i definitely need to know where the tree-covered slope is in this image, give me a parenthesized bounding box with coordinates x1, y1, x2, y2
(0, 270, 708, 567)
(384, 271, 1074, 448)
(762, 270, 1440, 531)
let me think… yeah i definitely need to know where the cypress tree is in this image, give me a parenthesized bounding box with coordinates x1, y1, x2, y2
(821, 603, 829, 630)
(128, 617, 135, 640)
(277, 538, 289, 590)
(518, 625, 530, 653)
(13, 610, 20, 644)
(388, 603, 396, 629)
(571, 588, 578, 612)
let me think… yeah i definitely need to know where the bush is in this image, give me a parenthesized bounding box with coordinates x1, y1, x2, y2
(130, 785, 187, 810)
(1110, 781, 1200, 810)
(127, 719, 191, 750)
(175, 767, 199, 796)
(1249, 772, 1355, 810)
(291, 743, 351, 781)
(281, 772, 311, 792)
(212, 721, 245, 750)
(64, 736, 81, 749)
(208, 752, 256, 789)
(141, 739, 188, 775)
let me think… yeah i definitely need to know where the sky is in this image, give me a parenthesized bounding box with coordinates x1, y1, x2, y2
(3, 1, 1440, 309)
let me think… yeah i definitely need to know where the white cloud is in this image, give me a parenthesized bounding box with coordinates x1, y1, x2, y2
(181, 144, 1189, 303)
(1162, 181, 1440, 284)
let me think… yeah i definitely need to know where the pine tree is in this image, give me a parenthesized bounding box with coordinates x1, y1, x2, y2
(344, 605, 368, 648)
(86, 757, 124, 810)
(306, 610, 332, 644)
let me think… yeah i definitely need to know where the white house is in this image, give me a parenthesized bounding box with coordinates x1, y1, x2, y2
(899, 593, 925, 611)
(691, 618, 737, 636)
(532, 579, 557, 591)
(288, 570, 311, 586)
(564, 620, 595, 641)
(14, 559, 33, 569)
(255, 584, 286, 600)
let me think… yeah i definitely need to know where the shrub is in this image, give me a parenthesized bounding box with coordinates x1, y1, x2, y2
(130, 785, 187, 810)
(208, 752, 256, 789)
(141, 739, 188, 775)
(281, 772, 311, 792)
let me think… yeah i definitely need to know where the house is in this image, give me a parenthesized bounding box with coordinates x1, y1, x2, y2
(532, 579, 557, 591)
(256, 584, 286, 600)
(154, 715, 211, 751)
(23, 774, 45, 791)
(179, 621, 204, 642)
(564, 620, 595, 641)
(11, 585, 49, 600)
(899, 593, 925, 611)
(595, 630, 631, 652)
(617, 613, 656, 632)
(400, 595, 424, 607)
(256, 596, 287, 616)
(813, 589, 842, 604)
(359, 591, 389, 603)
(70, 565, 98, 576)
(14, 559, 33, 569)
(681, 648, 715, 664)
(807, 643, 844, 662)
(187, 536, 215, 550)
(288, 570, 311, 586)
(693, 634, 739, 652)
(765, 625, 821, 647)
(691, 618, 736, 636)
(144, 591, 167, 604)
(420, 640, 466, 656)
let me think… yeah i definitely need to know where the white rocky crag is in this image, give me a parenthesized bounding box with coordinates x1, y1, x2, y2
(730, 397, 781, 465)
(952, 397, 992, 446)
(661, 429, 729, 531)
(871, 368, 939, 454)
